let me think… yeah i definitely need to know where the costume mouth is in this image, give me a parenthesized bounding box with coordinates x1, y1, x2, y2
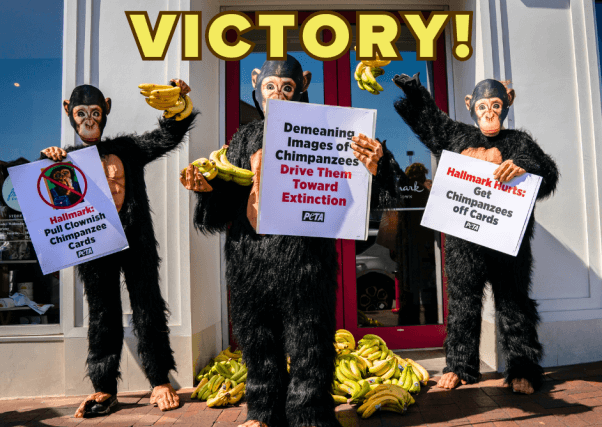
(80, 136, 100, 143)
(481, 128, 500, 137)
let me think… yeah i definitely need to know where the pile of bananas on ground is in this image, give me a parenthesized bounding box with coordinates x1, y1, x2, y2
(191, 347, 247, 407)
(354, 52, 392, 95)
(182, 145, 255, 187)
(138, 83, 193, 121)
(358, 310, 383, 327)
(332, 330, 430, 419)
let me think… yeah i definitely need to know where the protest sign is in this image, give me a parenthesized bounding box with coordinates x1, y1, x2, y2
(421, 150, 542, 256)
(8, 146, 128, 274)
(256, 99, 376, 240)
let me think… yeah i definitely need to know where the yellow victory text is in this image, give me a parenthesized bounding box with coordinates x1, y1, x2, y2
(126, 11, 473, 62)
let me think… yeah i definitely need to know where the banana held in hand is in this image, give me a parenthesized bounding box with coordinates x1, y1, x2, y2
(210, 146, 254, 185)
(175, 95, 193, 121)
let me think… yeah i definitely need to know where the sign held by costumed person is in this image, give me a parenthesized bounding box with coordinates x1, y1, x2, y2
(421, 150, 542, 256)
(8, 146, 128, 274)
(256, 99, 377, 240)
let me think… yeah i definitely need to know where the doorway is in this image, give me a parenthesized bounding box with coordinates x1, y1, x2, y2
(225, 11, 450, 349)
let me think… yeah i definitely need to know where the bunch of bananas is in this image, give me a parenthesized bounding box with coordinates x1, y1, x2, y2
(330, 330, 430, 418)
(358, 310, 383, 327)
(334, 329, 355, 355)
(209, 145, 254, 186)
(353, 50, 391, 95)
(357, 384, 415, 418)
(182, 145, 255, 187)
(191, 347, 247, 406)
(138, 83, 193, 121)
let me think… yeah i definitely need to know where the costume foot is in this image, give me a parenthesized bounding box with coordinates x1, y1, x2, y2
(508, 378, 535, 394)
(150, 383, 180, 411)
(237, 421, 268, 427)
(74, 392, 117, 418)
(437, 372, 467, 389)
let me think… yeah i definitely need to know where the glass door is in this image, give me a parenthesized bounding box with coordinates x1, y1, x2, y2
(334, 12, 450, 349)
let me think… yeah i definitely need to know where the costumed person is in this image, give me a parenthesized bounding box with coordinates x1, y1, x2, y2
(40, 80, 198, 417)
(393, 73, 559, 394)
(180, 55, 402, 427)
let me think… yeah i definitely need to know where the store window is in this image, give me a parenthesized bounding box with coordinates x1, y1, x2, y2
(0, 1, 63, 328)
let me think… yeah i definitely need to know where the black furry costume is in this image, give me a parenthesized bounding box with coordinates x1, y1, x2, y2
(393, 75, 558, 390)
(41, 111, 198, 396)
(193, 119, 401, 427)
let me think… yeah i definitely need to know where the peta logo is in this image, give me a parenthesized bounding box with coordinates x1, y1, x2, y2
(302, 211, 325, 222)
(464, 221, 480, 232)
(76, 247, 94, 258)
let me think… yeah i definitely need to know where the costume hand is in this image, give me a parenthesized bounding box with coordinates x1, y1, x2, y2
(150, 383, 180, 411)
(393, 72, 421, 92)
(180, 164, 213, 193)
(41, 146, 67, 162)
(74, 392, 112, 418)
(493, 159, 526, 183)
(170, 79, 191, 95)
(351, 134, 383, 176)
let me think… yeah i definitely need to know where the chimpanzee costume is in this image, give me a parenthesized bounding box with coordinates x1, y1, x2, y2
(41, 82, 198, 416)
(393, 73, 559, 393)
(181, 55, 401, 427)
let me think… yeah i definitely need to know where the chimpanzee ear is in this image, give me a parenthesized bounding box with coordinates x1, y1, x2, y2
(506, 88, 515, 107)
(464, 95, 472, 111)
(105, 98, 112, 115)
(63, 100, 70, 116)
(251, 68, 261, 89)
(302, 71, 312, 92)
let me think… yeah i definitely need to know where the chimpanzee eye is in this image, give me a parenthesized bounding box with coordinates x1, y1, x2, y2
(93, 111, 100, 117)
(283, 85, 293, 93)
(77, 111, 85, 117)
(479, 104, 486, 110)
(266, 83, 275, 90)
(493, 103, 500, 109)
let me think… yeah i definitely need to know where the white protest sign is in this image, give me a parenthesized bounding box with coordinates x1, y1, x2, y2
(421, 150, 542, 256)
(257, 99, 376, 240)
(8, 146, 129, 274)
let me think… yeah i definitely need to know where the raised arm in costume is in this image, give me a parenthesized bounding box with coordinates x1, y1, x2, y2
(181, 55, 400, 427)
(41, 80, 197, 417)
(393, 73, 559, 394)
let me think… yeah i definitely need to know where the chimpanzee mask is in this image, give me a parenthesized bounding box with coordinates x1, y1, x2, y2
(63, 85, 112, 144)
(465, 79, 515, 137)
(251, 54, 312, 119)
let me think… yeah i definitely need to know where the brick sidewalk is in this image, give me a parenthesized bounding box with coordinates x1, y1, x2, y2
(3, 361, 602, 426)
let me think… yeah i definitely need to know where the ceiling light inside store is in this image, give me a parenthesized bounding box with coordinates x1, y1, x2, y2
(14, 83, 20, 87)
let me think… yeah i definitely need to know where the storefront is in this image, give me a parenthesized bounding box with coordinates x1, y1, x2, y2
(1, 0, 601, 399)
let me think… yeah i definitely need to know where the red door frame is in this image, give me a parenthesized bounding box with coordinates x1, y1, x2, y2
(225, 11, 450, 349)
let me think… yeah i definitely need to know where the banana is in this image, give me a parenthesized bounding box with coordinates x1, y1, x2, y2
(228, 390, 245, 405)
(191, 377, 209, 398)
(212, 375, 225, 392)
(223, 347, 242, 359)
(406, 358, 430, 385)
(409, 369, 421, 393)
(367, 350, 383, 361)
(368, 359, 390, 376)
(354, 62, 366, 82)
(335, 366, 352, 384)
(148, 94, 180, 104)
(146, 98, 173, 110)
(176, 95, 194, 121)
(138, 83, 173, 90)
(332, 394, 348, 404)
(343, 380, 361, 397)
(381, 363, 397, 380)
(359, 395, 399, 418)
(363, 67, 384, 92)
(357, 79, 366, 90)
(349, 360, 362, 379)
(231, 364, 247, 382)
(217, 171, 232, 181)
(402, 366, 413, 391)
(165, 97, 186, 113)
(219, 148, 254, 179)
(339, 360, 360, 381)
(350, 380, 370, 402)
(163, 110, 178, 119)
(365, 376, 382, 385)
(151, 86, 181, 97)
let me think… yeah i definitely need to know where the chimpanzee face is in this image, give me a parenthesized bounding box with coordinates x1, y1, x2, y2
(64, 85, 111, 145)
(259, 76, 297, 112)
(251, 55, 311, 115)
(52, 169, 73, 186)
(72, 105, 104, 143)
(473, 97, 504, 137)
(465, 79, 515, 138)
